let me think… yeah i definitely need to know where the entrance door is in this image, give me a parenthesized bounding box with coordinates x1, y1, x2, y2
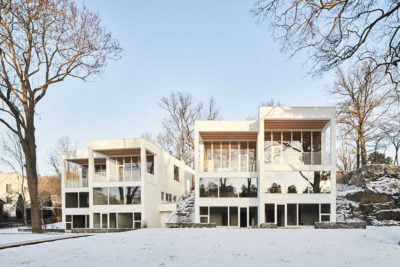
(240, 207, 247, 227)
(277, 205, 285, 227)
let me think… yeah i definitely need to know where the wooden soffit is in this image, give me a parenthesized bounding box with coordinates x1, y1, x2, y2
(94, 148, 141, 157)
(200, 132, 257, 141)
(264, 120, 329, 130)
(67, 158, 88, 165)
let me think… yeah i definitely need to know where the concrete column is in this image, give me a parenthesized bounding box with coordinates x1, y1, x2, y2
(140, 144, 147, 227)
(194, 124, 200, 223)
(257, 108, 265, 226)
(88, 147, 95, 228)
(330, 118, 337, 222)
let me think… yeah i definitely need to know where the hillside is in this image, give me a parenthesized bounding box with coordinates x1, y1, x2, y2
(337, 165, 400, 225)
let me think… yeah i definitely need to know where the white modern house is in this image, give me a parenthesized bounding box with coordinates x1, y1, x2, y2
(194, 106, 336, 227)
(61, 138, 194, 230)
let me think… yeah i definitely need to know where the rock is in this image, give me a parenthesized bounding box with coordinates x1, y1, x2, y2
(346, 189, 391, 204)
(314, 222, 366, 229)
(375, 210, 400, 221)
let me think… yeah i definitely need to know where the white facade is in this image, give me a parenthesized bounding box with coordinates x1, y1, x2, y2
(0, 172, 29, 217)
(61, 138, 193, 230)
(194, 106, 336, 227)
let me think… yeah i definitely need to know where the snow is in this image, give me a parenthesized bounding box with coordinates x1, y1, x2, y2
(0, 227, 78, 245)
(1, 227, 400, 266)
(367, 177, 400, 195)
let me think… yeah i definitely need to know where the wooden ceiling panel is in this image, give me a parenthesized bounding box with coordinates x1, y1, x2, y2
(264, 120, 329, 130)
(200, 132, 257, 140)
(66, 158, 106, 165)
(94, 148, 141, 156)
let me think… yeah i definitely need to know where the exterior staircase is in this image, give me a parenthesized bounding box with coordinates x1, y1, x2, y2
(167, 191, 195, 224)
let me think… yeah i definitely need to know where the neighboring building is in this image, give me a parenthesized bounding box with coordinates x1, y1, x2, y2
(62, 138, 194, 230)
(194, 106, 336, 227)
(0, 172, 29, 218)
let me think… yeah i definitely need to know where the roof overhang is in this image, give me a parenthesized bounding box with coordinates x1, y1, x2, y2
(264, 119, 329, 130)
(200, 131, 257, 141)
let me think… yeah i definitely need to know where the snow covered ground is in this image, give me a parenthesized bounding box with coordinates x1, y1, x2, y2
(1, 227, 400, 267)
(0, 227, 79, 245)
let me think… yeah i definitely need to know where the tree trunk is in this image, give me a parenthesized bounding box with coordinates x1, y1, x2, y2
(21, 114, 42, 233)
(356, 139, 360, 169)
(360, 135, 367, 166)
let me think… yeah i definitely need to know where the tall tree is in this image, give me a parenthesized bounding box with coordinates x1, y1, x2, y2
(0, 0, 121, 232)
(47, 135, 76, 177)
(157, 91, 220, 166)
(253, 0, 400, 90)
(330, 62, 394, 168)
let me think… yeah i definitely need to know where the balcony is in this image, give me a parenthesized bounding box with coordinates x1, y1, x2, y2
(65, 178, 88, 188)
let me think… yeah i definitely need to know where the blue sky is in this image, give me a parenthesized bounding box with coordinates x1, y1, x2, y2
(4, 1, 336, 175)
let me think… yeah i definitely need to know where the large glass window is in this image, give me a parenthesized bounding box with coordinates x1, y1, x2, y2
(203, 141, 257, 172)
(93, 213, 100, 228)
(79, 192, 89, 208)
(240, 142, 248, 172)
(201, 178, 257, 198)
(125, 186, 141, 204)
(239, 178, 258, 197)
(230, 142, 239, 172)
(93, 188, 108, 205)
(298, 204, 319, 225)
(210, 207, 228, 226)
(248, 142, 257, 171)
(213, 142, 221, 171)
(219, 178, 239, 197)
(118, 213, 133, 228)
(147, 154, 155, 174)
(265, 131, 323, 166)
(229, 207, 238, 226)
(102, 214, 108, 228)
(264, 132, 272, 164)
(174, 165, 180, 181)
(65, 193, 78, 208)
(266, 173, 284, 193)
(204, 142, 212, 172)
(109, 213, 116, 228)
(109, 187, 124, 205)
(199, 178, 218, 197)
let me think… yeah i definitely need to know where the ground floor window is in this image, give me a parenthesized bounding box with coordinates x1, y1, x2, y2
(200, 206, 257, 227)
(66, 214, 89, 229)
(93, 212, 142, 229)
(263, 203, 331, 226)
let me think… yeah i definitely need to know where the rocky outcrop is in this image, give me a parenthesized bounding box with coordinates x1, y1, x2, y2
(337, 164, 400, 226)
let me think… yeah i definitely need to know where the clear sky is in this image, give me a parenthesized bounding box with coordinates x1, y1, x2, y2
(1, 0, 337, 175)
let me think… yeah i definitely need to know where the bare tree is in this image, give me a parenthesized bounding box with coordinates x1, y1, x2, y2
(261, 99, 282, 107)
(337, 124, 357, 171)
(381, 107, 400, 165)
(157, 91, 220, 166)
(329, 62, 394, 168)
(0, 0, 121, 233)
(47, 135, 76, 177)
(0, 132, 28, 225)
(253, 1, 400, 90)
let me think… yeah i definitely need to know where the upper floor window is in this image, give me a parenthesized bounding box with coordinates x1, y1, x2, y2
(82, 165, 89, 179)
(147, 155, 154, 175)
(174, 165, 180, 181)
(108, 156, 140, 182)
(199, 177, 258, 198)
(265, 131, 322, 166)
(203, 141, 257, 172)
(265, 171, 331, 194)
(94, 164, 105, 176)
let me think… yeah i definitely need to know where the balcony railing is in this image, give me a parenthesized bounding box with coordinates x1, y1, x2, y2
(93, 170, 141, 183)
(65, 178, 88, 188)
